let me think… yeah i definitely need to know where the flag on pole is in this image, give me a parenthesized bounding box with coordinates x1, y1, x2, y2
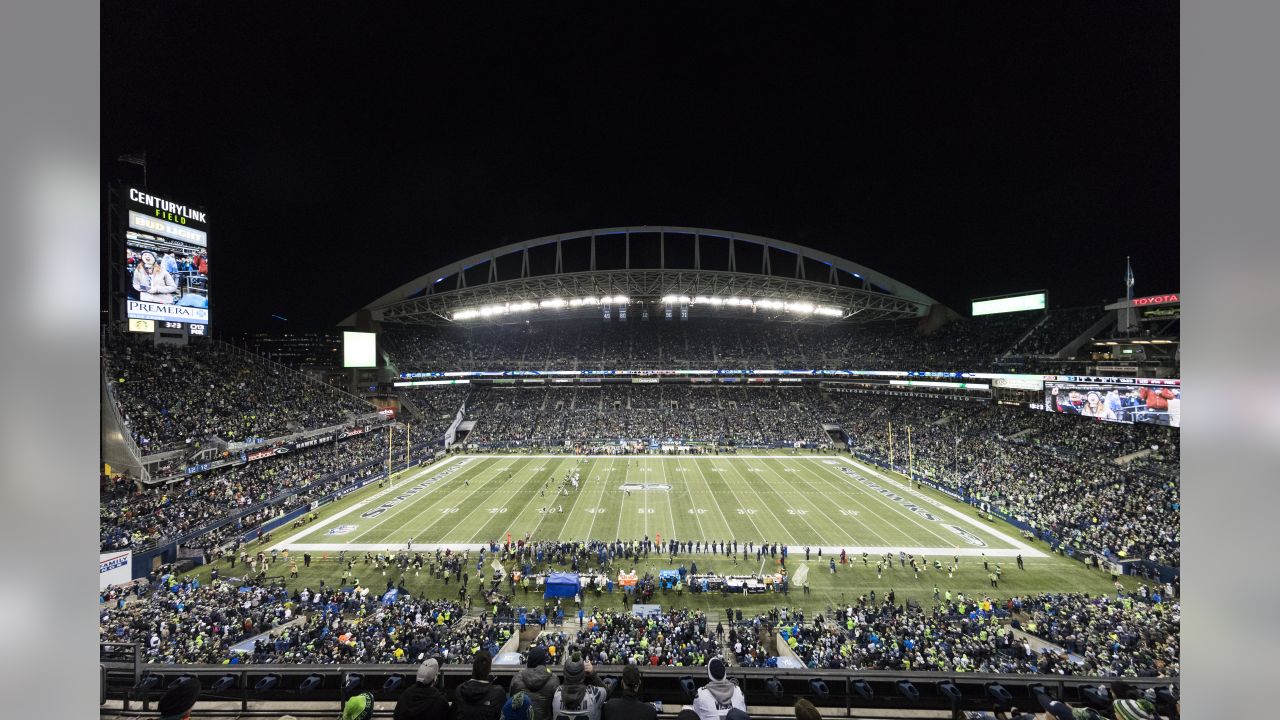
(117, 152, 146, 166)
(1125, 257, 1135, 289)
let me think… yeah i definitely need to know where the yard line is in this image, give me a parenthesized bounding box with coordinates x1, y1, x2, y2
(667, 457, 705, 541)
(369, 459, 507, 543)
(581, 460, 613, 541)
(742, 458, 834, 543)
(369, 457, 519, 544)
(721, 459, 799, 545)
(690, 458, 738, 544)
(614, 459, 629, 541)
(703, 459, 769, 541)
(810, 460, 972, 548)
(839, 456, 1041, 553)
(519, 458, 593, 543)
(780, 461, 902, 546)
(755, 458, 859, 545)
(347, 458, 491, 544)
(272, 458, 456, 550)
(498, 458, 577, 543)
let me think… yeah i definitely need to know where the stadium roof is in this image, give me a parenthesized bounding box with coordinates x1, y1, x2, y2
(340, 226, 943, 326)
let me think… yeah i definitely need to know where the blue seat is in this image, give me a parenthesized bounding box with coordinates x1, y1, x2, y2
(896, 680, 920, 702)
(809, 679, 829, 697)
(298, 674, 323, 694)
(254, 674, 280, 693)
(383, 674, 405, 693)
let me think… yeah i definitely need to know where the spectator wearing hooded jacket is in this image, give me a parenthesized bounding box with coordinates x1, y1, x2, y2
(691, 657, 746, 720)
(601, 665, 657, 720)
(453, 650, 507, 720)
(552, 652, 607, 720)
(508, 646, 559, 720)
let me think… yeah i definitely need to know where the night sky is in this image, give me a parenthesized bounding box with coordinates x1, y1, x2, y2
(102, 4, 1178, 335)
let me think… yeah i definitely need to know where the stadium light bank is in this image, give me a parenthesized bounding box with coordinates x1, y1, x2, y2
(449, 295, 843, 321)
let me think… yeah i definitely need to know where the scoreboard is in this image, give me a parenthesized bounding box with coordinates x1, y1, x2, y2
(121, 187, 210, 335)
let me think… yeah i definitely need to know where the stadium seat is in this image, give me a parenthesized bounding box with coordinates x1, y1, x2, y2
(254, 674, 280, 693)
(765, 677, 785, 700)
(131, 673, 162, 699)
(936, 680, 962, 706)
(210, 674, 239, 693)
(298, 674, 324, 694)
(896, 680, 920, 702)
(808, 679, 830, 697)
(851, 679, 873, 701)
(383, 674, 405, 693)
(986, 682, 1012, 706)
(1080, 685, 1110, 710)
(679, 675, 697, 700)
(342, 672, 363, 695)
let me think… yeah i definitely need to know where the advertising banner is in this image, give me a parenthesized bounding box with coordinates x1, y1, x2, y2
(100, 551, 133, 589)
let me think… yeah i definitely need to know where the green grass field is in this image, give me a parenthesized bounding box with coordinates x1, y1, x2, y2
(188, 453, 1135, 615)
(286, 454, 1025, 554)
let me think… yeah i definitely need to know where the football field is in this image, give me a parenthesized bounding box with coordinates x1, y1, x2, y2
(275, 454, 1044, 560)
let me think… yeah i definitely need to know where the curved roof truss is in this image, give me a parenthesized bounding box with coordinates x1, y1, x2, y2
(341, 226, 940, 326)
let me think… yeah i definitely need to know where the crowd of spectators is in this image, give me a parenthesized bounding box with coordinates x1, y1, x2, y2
(99, 572, 500, 665)
(105, 335, 375, 453)
(463, 385, 828, 446)
(1005, 307, 1103, 357)
(382, 312, 1111, 374)
(100, 428, 396, 551)
(571, 608, 718, 666)
(829, 393, 1180, 566)
(760, 590, 1177, 677)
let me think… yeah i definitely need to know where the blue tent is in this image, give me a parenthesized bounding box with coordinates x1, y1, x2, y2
(544, 572, 580, 598)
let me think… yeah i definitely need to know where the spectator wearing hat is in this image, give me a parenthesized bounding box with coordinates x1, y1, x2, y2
(509, 646, 559, 720)
(602, 665, 657, 720)
(158, 676, 201, 720)
(793, 699, 821, 720)
(691, 657, 746, 720)
(502, 691, 534, 720)
(343, 692, 375, 720)
(394, 657, 450, 720)
(1113, 697, 1160, 720)
(552, 652, 607, 720)
(453, 650, 507, 720)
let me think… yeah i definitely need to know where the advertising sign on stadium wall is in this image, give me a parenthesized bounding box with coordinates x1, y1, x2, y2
(100, 551, 132, 589)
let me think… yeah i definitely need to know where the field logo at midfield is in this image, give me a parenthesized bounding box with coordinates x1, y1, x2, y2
(837, 466, 988, 548)
(326, 525, 358, 536)
(619, 484, 671, 492)
(360, 459, 472, 519)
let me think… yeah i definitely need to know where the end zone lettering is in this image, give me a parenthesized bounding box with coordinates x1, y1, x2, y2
(361, 459, 472, 518)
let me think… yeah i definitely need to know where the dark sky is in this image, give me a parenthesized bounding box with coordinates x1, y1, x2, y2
(103, 4, 1178, 335)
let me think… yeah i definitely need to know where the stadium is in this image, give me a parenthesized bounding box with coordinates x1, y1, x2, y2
(101, 224, 1180, 718)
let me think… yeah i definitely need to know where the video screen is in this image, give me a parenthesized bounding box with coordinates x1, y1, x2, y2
(1045, 382, 1181, 427)
(123, 188, 210, 329)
